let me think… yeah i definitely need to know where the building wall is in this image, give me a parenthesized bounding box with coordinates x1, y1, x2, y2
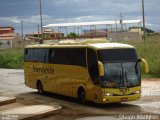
(129, 28, 144, 35)
(0, 29, 12, 34)
(0, 27, 14, 34)
(107, 32, 142, 41)
(82, 30, 142, 41)
(82, 30, 107, 38)
(0, 27, 15, 49)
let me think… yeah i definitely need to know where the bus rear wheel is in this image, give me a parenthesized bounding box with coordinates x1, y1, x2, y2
(37, 81, 44, 94)
(78, 88, 86, 104)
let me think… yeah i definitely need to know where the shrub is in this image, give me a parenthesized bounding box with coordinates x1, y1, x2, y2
(0, 49, 23, 69)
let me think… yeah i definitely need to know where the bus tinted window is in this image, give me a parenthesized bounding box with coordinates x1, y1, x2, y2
(25, 48, 48, 63)
(98, 49, 138, 62)
(87, 49, 99, 84)
(49, 48, 86, 67)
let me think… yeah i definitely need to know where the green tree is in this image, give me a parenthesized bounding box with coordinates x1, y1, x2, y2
(67, 32, 78, 37)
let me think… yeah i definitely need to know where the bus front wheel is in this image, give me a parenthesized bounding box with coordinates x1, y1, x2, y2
(37, 81, 44, 94)
(78, 88, 86, 104)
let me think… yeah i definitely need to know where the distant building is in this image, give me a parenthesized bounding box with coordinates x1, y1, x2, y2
(25, 28, 64, 44)
(129, 28, 143, 35)
(107, 31, 142, 41)
(82, 28, 142, 41)
(82, 29, 108, 38)
(107, 30, 142, 41)
(0, 27, 16, 49)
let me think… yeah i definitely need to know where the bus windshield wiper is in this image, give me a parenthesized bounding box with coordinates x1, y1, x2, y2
(124, 71, 129, 87)
(119, 71, 123, 87)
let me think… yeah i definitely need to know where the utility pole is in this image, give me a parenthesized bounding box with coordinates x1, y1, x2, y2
(115, 20, 118, 32)
(119, 12, 124, 32)
(39, 0, 43, 44)
(37, 25, 40, 38)
(142, 0, 146, 43)
(21, 21, 24, 47)
(115, 20, 118, 41)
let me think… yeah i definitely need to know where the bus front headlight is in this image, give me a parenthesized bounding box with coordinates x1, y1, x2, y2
(103, 92, 113, 96)
(134, 90, 141, 94)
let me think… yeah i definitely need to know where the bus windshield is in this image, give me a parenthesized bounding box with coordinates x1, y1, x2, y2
(98, 49, 141, 88)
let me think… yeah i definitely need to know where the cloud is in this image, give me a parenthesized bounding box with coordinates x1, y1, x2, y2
(0, 15, 52, 24)
(0, 0, 159, 32)
(51, 15, 109, 23)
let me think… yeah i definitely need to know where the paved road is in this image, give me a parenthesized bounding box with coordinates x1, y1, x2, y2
(0, 69, 160, 120)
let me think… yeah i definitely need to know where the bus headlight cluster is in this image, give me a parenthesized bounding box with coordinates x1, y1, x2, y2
(103, 92, 113, 96)
(134, 90, 141, 94)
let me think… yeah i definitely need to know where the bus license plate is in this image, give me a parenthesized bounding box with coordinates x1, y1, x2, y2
(121, 98, 128, 102)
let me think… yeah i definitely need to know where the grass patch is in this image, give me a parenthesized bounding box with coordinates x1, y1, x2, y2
(0, 49, 23, 69)
(0, 35, 160, 77)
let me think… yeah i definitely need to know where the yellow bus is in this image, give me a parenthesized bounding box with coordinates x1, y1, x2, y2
(24, 39, 149, 104)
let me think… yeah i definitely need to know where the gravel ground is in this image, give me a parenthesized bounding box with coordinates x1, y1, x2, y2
(0, 69, 160, 120)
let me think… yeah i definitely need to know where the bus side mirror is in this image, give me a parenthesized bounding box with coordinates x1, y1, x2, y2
(98, 61, 104, 76)
(140, 58, 149, 73)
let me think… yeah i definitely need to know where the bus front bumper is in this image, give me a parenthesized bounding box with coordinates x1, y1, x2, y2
(100, 94, 141, 104)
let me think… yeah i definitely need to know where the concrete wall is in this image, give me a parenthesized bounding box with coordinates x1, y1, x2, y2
(107, 32, 142, 41)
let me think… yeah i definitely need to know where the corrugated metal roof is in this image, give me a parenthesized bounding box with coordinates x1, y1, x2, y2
(44, 20, 141, 27)
(0, 27, 14, 30)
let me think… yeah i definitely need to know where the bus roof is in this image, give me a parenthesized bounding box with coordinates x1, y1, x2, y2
(25, 39, 134, 50)
(90, 43, 134, 49)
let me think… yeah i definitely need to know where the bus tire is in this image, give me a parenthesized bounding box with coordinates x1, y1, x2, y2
(37, 81, 44, 94)
(78, 88, 86, 104)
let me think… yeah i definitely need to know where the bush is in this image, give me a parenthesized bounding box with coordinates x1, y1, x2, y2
(0, 49, 23, 69)
(0, 35, 159, 77)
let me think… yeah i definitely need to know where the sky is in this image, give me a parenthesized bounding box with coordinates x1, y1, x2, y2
(0, 0, 159, 34)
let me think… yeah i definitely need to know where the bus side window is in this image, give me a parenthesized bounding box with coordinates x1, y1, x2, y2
(49, 49, 55, 63)
(69, 48, 86, 67)
(76, 49, 86, 67)
(87, 49, 99, 84)
(25, 49, 28, 55)
(31, 48, 37, 62)
(25, 48, 34, 62)
(36, 49, 41, 62)
(24, 49, 28, 61)
(45, 49, 49, 63)
(49, 48, 86, 67)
